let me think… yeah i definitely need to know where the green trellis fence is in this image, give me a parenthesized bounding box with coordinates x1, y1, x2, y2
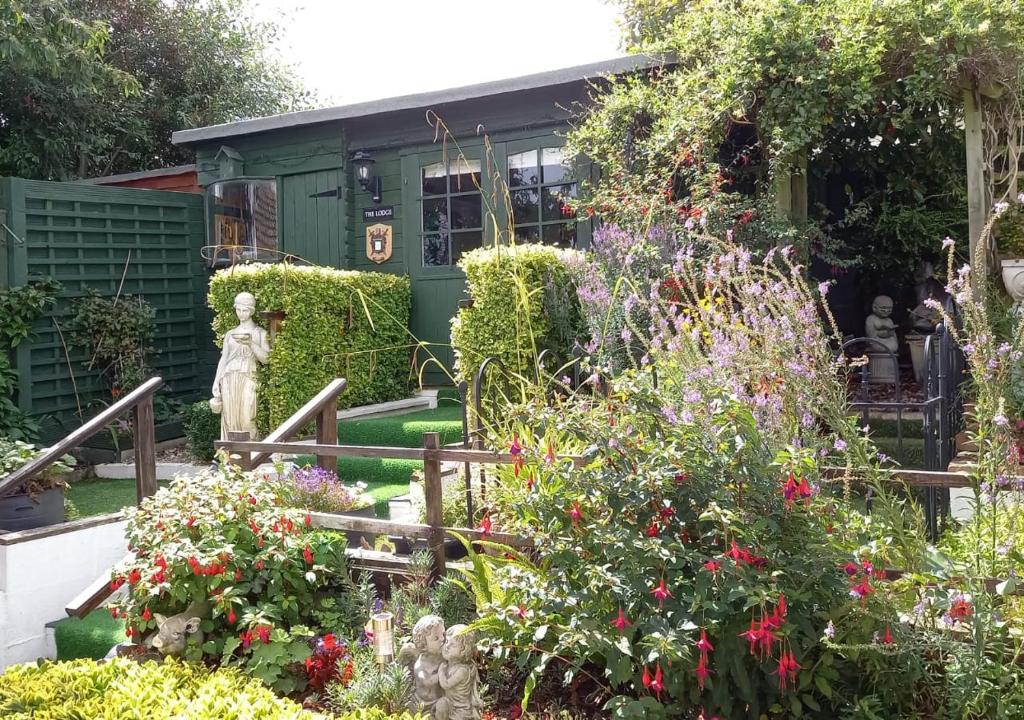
(0, 177, 215, 439)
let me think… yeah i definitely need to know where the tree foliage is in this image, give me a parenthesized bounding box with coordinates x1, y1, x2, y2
(0, 0, 311, 180)
(568, 0, 1024, 277)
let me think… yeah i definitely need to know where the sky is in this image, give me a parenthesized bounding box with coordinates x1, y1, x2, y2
(250, 0, 625, 107)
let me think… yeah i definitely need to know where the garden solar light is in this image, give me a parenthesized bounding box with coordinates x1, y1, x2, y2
(372, 611, 394, 666)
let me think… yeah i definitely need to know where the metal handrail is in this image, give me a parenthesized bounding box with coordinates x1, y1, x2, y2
(0, 376, 164, 500)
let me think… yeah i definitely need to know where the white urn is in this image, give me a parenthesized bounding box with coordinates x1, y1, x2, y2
(1001, 258, 1024, 304)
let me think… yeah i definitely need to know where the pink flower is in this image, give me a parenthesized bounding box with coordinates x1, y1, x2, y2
(650, 664, 664, 698)
(650, 577, 672, 608)
(695, 653, 710, 691)
(612, 608, 631, 633)
(477, 514, 493, 537)
(569, 501, 582, 526)
(695, 628, 714, 653)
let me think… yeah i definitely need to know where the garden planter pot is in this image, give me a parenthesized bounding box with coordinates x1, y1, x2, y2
(1001, 258, 1024, 306)
(866, 352, 897, 384)
(906, 334, 938, 384)
(341, 504, 377, 547)
(0, 486, 65, 532)
(389, 535, 469, 560)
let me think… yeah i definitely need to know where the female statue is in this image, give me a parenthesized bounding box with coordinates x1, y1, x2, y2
(210, 292, 270, 441)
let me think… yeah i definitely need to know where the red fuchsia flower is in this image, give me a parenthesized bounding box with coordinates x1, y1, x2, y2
(248, 495, 257, 505)
(256, 625, 272, 644)
(642, 665, 652, 690)
(777, 594, 788, 618)
(850, 576, 874, 600)
(248, 520, 261, 536)
(882, 625, 894, 644)
(703, 560, 721, 575)
(696, 629, 714, 653)
(658, 506, 674, 520)
(240, 630, 254, 649)
(141, 608, 151, 622)
(650, 664, 665, 699)
(739, 620, 761, 655)
(303, 546, 314, 565)
(569, 501, 583, 526)
(186, 516, 196, 528)
(695, 652, 710, 691)
(612, 608, 631, 633)
(477, 514, 493, 537)
(126, 568, 142, 585)
(645, 522, 660, 537)
(525, 472, 534, 491)
(843, 561, 859, 576)
(255, 560, 265, 570)
(544, 443, 556, 464)
(797, 477, 812, 504)
(110, 576, 125, 591)
(510, 435, 525, 476)
(725, 540, 752, 566)
(782, 473, 799, 508)
(227, 607, 237, 624)
(674, 473, 688, 484)
(110, 607, 120, 619)
(517, 605, 527, 620)
(862, 560, 874, 576)
(150, 568, 166, 584)
(234, 568, 243, 582)
(126, 626, 136, 639)
(775, 650, 800, 691)
(650, 577, 673, 608)
(304, 514, 312, 526)
(949, 597, 973, 622)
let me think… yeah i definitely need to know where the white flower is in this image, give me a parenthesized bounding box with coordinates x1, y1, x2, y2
(1018, 192, 1024, 204)
(942, 236, 955, 250)
(995, 201, 1010, 215)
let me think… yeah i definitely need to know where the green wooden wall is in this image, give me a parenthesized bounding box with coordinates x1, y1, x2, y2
(0, 178, 211, 436)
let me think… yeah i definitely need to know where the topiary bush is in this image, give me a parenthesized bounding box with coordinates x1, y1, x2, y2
(0, 657, 320, 719)
(185, 400, 220, 462)
(451, 244, 584, 408)
(209, 263, 411, 432)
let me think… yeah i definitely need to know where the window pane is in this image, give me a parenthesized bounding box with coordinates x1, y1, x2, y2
(510, 188, 539, 226)
(423, 234, 449, 266)
(514, 226, 540, 243)
(422, 198, 449, 232)
(209, 180, 278, 266)
(450, 157, 481, 192)
(508, 150, 539, 187)
(542, 184, 576, 222)
(541, 147, 573, 184)
(542, 222, 577, 249)
(450, 195, 481, 229)
(452, 231, 483, 263)
(422, 162, 447, 195)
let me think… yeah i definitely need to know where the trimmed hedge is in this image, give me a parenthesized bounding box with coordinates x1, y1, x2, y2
(0, 658, 317, 719)
(209, 264, 411, 432)
(185, 399, 219, 462)
(451, 244, 584, 391)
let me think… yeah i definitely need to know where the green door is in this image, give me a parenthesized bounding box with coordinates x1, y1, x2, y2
(279, 169, 346, 266)
(401, 148, 489, 384)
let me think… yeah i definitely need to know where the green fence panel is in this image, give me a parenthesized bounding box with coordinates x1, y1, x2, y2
(0, 178, 211, 438)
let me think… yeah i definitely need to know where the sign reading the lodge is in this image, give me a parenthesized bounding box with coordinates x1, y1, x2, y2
(362, 206, 394, 221)
(366, 223, 393, 264)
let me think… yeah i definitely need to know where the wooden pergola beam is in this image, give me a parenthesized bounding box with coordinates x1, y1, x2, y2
(964, 85, 987, 264)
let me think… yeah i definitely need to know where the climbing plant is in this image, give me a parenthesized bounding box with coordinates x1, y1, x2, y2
(0, 279, 62, 440)
(567, 0, 1024, 276)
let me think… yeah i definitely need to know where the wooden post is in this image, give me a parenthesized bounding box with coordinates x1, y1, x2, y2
(132, 396, 157, 503)
(422, 432, 446, 580)
(964, 85, 987, 267)
(228, 431, 252, 471)
(315, 394, 338, 474)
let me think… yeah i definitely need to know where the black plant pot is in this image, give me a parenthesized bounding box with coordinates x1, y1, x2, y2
(389, 535, 469, 560)
(0, 486, 66, 532)
(341, 504, 378, 547)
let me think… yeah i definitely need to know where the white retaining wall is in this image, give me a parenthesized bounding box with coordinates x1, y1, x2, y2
(0, 515, 127, 669)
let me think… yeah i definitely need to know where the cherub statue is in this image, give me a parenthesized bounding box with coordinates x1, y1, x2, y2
(399, 615, 446, 716)
(865, 294, 899, 354)
(211, 291, 270, 441)
(437, 624, 482, 720)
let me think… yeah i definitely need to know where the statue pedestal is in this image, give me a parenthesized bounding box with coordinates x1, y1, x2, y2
(906, 334, 937, 384)
(866, 352, 897, 384)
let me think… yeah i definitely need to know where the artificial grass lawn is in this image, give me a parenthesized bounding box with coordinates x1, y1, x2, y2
(53, 610, 124, 661)
(336, 400, 465, 447)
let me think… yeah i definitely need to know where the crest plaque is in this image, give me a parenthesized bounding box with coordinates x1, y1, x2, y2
(366, 223, 393, 264)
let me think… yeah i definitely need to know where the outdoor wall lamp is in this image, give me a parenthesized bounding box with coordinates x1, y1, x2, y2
(352, 150, 382, 203)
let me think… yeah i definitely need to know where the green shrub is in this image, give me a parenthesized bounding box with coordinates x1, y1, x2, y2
(209, 263, 411, 432)
(333, 710, 426, 720)
(109, 465, 365, 693)
(185, 400, 220, 462)
(67, 289, 156, 395)
(0, 657, 320, 719)
(451, 245, 584, 406)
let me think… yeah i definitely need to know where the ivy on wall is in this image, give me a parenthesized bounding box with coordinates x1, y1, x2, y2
(208, 264, 411, 432)
(0, 279, 61, 440)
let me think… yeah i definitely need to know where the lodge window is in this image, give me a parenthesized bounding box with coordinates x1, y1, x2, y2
(207, 179, 279, 266)
(508, 147, 577, 248)
(420, 157, 483, 267)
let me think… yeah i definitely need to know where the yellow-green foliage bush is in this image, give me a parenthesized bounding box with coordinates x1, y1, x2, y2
(451, 244, 584, 393)
(334, 711, 426, 720)
(0, 657, 319, 719)
(209, 264, 411, 430)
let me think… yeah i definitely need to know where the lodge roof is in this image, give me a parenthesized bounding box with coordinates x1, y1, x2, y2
(170, 55, 661, 147)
